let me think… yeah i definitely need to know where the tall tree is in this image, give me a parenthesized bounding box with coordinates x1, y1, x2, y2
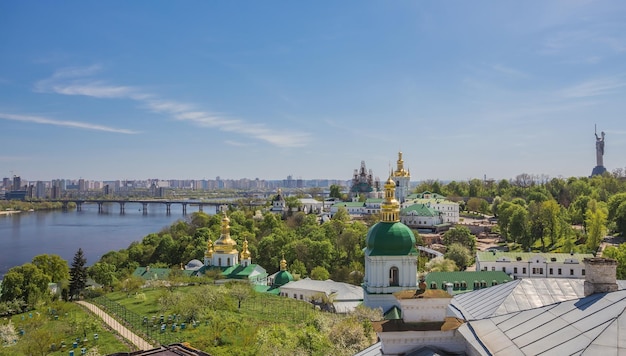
(585, 200, 607, 254)
(69, 248, 87, 300)
(442, 226, 476, 252)
(32, 254, 69, 283)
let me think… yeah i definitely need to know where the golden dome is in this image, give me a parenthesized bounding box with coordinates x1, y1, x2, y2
(240, 238, 251, 260)
(205, 239, 214, 257)
(392, 151, 410, 178)
(214, 213, 238, 254)
(280, 254, 287, 271)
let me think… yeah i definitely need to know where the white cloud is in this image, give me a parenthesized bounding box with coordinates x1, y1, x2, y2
(35, 66, 311, 148)
(0, 112, 139, 134)
(558, 78, 626, 98)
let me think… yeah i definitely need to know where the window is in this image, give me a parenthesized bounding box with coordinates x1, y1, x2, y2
(300, 295, 303, 300)
(473, 281, 479, 289)
(514, 267, 518, 274)
(461, 282, 467, 289)
(582, 269, 586, 276)
(389, 267, 399, 286)
(522, 267, 527, 274)
(532, 268, 537, 274)
(430, 282, 437, 289)
(218, 257, 222, 266)
(491, 267, 495, 271)
(293, 294, 297, 299)
(227, 258, 231, 266)
(570, 269, 574, 276)
(558, 268, 562, 275)
(539, 268, 544, 275)
(502, 267, 506, 273)
(549, 268, 553, 275)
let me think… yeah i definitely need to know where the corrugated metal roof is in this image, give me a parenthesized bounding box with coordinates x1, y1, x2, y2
(451, 278, 626, 320)
(461, 289, 626, 355)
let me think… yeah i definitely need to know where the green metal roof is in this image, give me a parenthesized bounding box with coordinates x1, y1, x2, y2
(132, 267, 172, 280)
(365, 198, 384, 203)
(401, 203, 439, 217)
(274, 270, 294, 287)
(366, 221, 417, 256)
(384, 305, 402, 320)
(425, 271, 513, 295)
(407, 191, 448, 200)
(476, 251, 594, 263)
(332, 202, 365, 208)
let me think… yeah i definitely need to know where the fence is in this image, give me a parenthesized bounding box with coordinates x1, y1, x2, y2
(91, 296, 181, 346)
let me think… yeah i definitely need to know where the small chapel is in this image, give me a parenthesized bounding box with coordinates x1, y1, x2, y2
(192, 213, 267, 284)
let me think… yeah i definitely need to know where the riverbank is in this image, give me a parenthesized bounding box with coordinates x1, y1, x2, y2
(0, 210, 21, 215)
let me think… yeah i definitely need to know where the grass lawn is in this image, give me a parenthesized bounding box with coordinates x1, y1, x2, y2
(0, 301, 130, 356)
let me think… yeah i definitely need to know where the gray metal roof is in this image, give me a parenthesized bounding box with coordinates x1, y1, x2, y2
(460, 289, 626, 355)
(450, 278, 626, 320)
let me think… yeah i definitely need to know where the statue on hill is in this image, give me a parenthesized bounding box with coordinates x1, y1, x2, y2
(591, 126, 607, 176)
(595, 130, 605, 167)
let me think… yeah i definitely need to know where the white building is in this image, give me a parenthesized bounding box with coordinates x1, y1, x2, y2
(400, 203, 443, 229)
(363, 177, 419, 312)
(279, 278, 363, 313)
(475, 251, 594, 279)
(403, 192, 459, 224)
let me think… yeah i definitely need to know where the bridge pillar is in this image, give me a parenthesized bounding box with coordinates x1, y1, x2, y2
(166, 203, 171, 215)
(182, 203, 187, 215)
(198, 204, 203, 212)
(76, 202, 82, 211)
(142, 203, 148, 215)
(62, 202, 68, 210)
(98, 202, 103, 213)
(120, 202, 125, 214)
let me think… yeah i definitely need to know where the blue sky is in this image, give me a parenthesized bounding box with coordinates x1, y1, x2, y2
(1, 1, 625, 182)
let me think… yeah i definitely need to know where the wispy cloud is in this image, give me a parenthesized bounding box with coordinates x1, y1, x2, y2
(35, 65, 311, 147)
(0, 112, 139, 134)
(558, 77, 626, 98)
(0, 155, 25, 162)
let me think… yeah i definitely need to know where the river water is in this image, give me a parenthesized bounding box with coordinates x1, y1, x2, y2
(0, 202, 216, 278)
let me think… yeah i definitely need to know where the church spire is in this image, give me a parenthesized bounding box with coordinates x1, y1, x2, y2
(214, 213, 237, 253)
(280, 253, 287, 271)
(381, 176, 400, 222)
(241, 238, 251, 260)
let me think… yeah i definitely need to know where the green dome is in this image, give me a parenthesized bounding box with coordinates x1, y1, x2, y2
(366, 221, 417, 256)
(274, 270, 294, 287)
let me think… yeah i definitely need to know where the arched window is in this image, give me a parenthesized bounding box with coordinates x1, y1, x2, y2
(227, 258, 231, 266)
(389, 267, 399, 286)
(218, 257, 222, 266)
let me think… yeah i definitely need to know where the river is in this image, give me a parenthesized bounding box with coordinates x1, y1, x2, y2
(0, 202, 216, 278)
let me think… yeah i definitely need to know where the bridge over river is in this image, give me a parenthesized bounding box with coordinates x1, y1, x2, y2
(50, 198, 240, 214)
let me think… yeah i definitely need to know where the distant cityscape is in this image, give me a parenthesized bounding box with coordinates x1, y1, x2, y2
(1, 174, 356, 200)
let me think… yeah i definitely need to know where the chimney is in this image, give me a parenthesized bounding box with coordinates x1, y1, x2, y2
(584, 258, 618, 296)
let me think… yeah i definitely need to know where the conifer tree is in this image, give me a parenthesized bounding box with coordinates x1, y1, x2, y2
(69, 248, 87, 300)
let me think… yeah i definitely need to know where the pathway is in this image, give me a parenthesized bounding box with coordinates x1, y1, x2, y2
(76, 301, 153, 351)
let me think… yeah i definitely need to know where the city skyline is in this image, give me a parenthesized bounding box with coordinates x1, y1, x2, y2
(1, 1, 626, 181)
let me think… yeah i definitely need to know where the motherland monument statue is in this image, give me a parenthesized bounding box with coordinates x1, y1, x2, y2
(591, 125, 607, 176)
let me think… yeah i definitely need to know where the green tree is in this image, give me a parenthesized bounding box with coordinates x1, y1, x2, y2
(0, 264, 50, 307)
(444, 243, 472, 270)
(425, 257, 457, 272)
(329, 185, 344, 200)
(608, 193, 626, 236)
(226, 281, 253, 309)
(31, 254, 69, 283)
(69, 248, 88, 300)
(88, 262, 117, 288)
(311, 266, 330, 280)
(603, 246, 626, 279)
(442, 226, 476, 252)
(290, 259, 307, 277)
(585, 200, 607, 254)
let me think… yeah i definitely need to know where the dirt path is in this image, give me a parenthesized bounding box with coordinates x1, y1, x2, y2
(76, 301, 153, 351)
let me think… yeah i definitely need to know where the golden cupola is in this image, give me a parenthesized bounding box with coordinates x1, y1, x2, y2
(240, 238, 251, 260)
(214, 214, 238, 254)
(280, 254, 287, 271)
(205, 239, 214, 258)
(393, 151, 410, 177)
(381, 176, 400, 222)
